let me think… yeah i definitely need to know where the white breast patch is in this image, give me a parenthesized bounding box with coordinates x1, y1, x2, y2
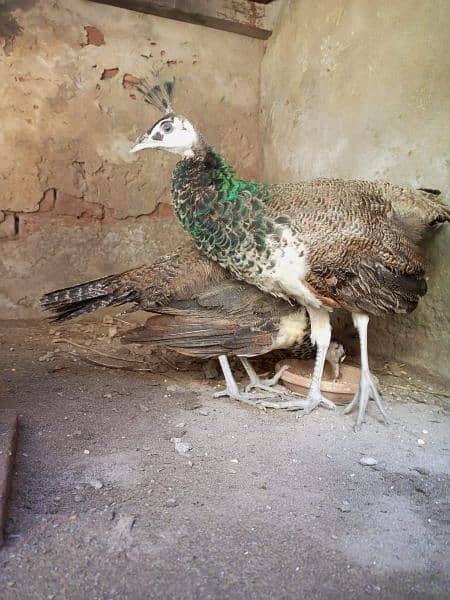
(262, 228, 322, 309)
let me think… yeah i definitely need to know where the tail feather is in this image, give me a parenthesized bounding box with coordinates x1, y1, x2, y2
(40, 274, 138, 322)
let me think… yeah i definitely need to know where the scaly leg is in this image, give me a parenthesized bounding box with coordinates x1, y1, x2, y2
(213, 355, 280, 407)
(240, 357, 290, 393)
(243, 307, 335, 413)
(214, 356, 313, 410)
(344, 313, 389, 428)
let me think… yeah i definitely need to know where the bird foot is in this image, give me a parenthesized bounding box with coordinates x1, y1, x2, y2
(344, 368, 389, 428)
(214, 383, 306, 410)
(244, 365, 290, 394)
(213, 387, 275, 408)
(248, 389, 336, 413)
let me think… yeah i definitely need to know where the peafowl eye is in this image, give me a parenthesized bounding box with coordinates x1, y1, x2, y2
(161, 122, 173, 134)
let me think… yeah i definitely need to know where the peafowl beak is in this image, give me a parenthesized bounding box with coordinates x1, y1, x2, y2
(130, 132, 154, 153)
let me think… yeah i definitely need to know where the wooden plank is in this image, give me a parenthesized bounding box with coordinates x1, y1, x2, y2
(0, 410, 18, 547)
(88, 0, 272, 39)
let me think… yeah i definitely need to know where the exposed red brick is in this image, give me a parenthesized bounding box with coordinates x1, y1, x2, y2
(101, 68, 119, 80)
(84, 26, 104, 46)
(122, 73, 140, 89)
(39, 189, 56, 212)
(80, 202, 104, 220)
(149, 202, 174, 219)
(55, 191, 84, 217)
(55, 192, 104, 221)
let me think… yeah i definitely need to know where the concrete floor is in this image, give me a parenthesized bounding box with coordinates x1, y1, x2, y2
(0, 320, 449, 599)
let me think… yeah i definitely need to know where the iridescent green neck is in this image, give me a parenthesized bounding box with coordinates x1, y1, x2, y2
(209, 151, 264, 203)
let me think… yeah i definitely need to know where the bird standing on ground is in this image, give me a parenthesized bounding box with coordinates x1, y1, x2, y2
(130, 79, 449, 426)
(41, 243, 344, 406)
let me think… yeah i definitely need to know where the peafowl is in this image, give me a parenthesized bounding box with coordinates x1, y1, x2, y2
(130, 78, 450, 427)
(40, 243, 344, 406)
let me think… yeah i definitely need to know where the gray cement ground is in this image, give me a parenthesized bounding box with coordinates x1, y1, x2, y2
(0, 320, 449, 599)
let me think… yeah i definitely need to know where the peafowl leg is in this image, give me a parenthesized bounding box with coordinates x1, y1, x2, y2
(213, 355, 278, 407)
(240, 358, 290, 393)
(344, 313, 389, 428)
(296, 307, 336, 412)
(236, 308, 336, 413)
(214, 356, 305, 408)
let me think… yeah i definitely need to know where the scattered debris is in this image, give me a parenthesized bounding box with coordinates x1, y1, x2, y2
(359, 456, 378, 466)
(88, 479, 104, 490)
(171, 437, 192, 454)
(413, 466, 430, 476)
(338, 501, 351, 513)
(415, 483, 428, 495)
(38, 351, 56, 362)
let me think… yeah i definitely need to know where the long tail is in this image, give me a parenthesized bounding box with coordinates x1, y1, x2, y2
(40, 272, 139, 322)
(40, 243, 227, 323)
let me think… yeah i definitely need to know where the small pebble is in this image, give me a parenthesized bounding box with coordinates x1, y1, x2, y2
(74, 495, 84, 503)
(172, 438, 192, 454)
(359, 456, 378, 466)
(417, 438, 426, 446)
(88, 479, 104, 490)
(165, 498, 178, 508)
(83, 449, 90, 455)
(339, 501, 351, 513)
(175, 422, 186, 428)
(198, 410, 209, 416)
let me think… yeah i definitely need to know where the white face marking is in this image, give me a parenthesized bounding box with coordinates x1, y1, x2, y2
(130, 116, 198, 157)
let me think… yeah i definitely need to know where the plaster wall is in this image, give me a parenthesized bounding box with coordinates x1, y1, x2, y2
(0, 0, 263, 316)
(261, 0, 450, 379)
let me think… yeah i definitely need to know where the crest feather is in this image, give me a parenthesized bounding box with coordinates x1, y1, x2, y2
(137, 77, 175, 114)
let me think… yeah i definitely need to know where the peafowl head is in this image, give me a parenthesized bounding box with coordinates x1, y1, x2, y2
(130, 114, 199, 157)
(130, 77, 201, 157)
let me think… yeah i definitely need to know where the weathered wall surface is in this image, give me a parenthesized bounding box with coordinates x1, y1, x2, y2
(261, 0, 450, 379)
(0, 0, 263, 316)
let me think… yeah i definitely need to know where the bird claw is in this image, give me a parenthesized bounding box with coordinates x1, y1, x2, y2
(244, 365, 290, 393)
(344, 369, 389, 428)
(213, 387, 274, 408)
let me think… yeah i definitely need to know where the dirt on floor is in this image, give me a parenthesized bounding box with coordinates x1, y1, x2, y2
(0, 319, 449, 599)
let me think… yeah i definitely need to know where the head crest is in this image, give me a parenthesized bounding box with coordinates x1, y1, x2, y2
(136, 77, 175, 115)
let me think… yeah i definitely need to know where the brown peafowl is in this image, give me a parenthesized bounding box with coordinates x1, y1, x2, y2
(41, 243, 344, 406)
(129, 78, 450, 427)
